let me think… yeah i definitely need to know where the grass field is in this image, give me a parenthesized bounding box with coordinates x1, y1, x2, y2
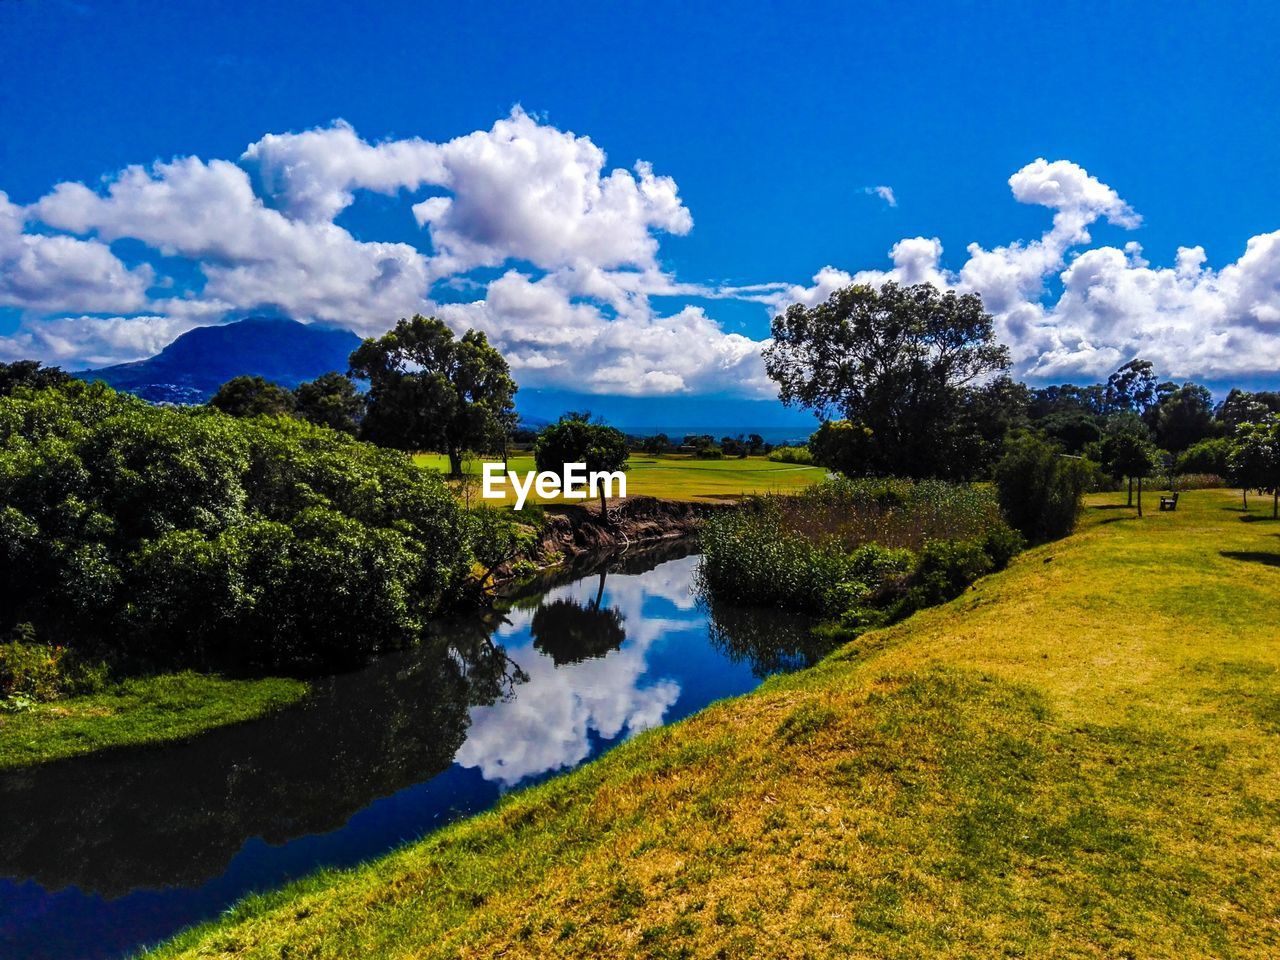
(144, 488, 1280, 959)
(414, 452, 829, 503)
(0, 673, 307, 770)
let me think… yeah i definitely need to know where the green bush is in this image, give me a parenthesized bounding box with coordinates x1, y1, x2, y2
(0, 380, 494, 674)
(891, 540, 993, 618)
(699, 478, 1020, 622)
(766, 445, 814, 465)
(993, 434, 1089, 543)
(1176, 437, 1232, 477)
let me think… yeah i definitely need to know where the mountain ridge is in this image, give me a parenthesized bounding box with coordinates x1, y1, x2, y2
(77, 317, 363, 404)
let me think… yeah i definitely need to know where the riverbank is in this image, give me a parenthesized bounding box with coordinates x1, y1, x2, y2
(144, 488, 1280, 959)
(0, 672, 306, 770)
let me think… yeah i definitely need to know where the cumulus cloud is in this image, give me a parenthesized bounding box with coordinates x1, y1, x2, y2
(453, 558, 703, 787)
(5, 109, 761, 385)
(7, 130, 1280, 387)
(776, 158, 1280, 382)
(0, 192, 151, 314)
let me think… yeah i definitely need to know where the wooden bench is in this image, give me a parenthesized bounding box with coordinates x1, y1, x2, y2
(1159, 492, 1179, 511)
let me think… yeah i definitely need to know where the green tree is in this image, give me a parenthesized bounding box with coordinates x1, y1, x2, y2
(533, 413, 629, 519)
(1229, 416, 1280, 517)
(764, 281, 1010, 478)
(294, 372, 364, 434)
(1105, 358, 1158, 415)
(992, 434, 1089, 542)
(1101, 416, 1160, 516)
(1152, 382, 1215, 452)
(210, 375, 297, 418)
(350, 316, 517, 477)
(0, 360, 72, 396)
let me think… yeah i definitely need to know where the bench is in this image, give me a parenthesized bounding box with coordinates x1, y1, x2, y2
(1159, 492, 1179, 512)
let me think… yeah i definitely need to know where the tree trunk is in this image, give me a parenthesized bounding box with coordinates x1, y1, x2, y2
(1127, 476, 1133, 506)
(1274, 489, 1278, 520)
(448, 449, 463, 478)
(1243, 487, 1249, 510)
(1137, 476, 1143, 517)
(594, 570, 606, 609)
(599, 487, 611, 526)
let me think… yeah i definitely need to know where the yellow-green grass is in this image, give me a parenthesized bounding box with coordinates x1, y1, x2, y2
(0, 672, 307, 770)
(414, 452, 828, 503)
(145, 489, 1279, 959)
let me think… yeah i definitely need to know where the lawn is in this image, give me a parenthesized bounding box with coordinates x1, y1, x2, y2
(0, 672, 307, 770)
(143, 488, 1280, 959)
(414, 452, 829, 504)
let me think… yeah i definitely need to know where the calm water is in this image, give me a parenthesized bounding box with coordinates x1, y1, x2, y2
(0, 543, 827, 960)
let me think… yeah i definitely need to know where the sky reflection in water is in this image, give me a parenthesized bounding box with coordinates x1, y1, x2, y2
(0, 544, 821, 960)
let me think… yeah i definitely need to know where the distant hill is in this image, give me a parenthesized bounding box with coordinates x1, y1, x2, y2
(78, 317, 363, 404)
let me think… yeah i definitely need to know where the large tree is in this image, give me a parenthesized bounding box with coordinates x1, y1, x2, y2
(350, 316, 517, 476)
(764, 282, 1010, 478)
(1152, 381, 1216, 452)
(533, 412, 629, 519)
(1105, 358, 1158, 415)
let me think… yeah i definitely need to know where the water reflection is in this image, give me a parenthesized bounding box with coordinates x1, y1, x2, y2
(0, 541, 833, 960)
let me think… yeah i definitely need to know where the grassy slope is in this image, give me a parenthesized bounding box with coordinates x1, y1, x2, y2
(414, 452, 828, 503)
(147, 489, 1279, 959)
(0, 672, 307, 770)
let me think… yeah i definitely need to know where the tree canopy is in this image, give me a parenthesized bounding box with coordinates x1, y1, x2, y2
(533, 413, 629, 515)
(350, 315, 517, 476)
(765, 281, 1010, 478)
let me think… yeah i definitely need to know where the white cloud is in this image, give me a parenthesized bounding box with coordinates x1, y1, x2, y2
(454, 557, 703, 788)
(864, 185, 897, 207)
(8, 131, 1280, 388)
(776, 158, 1280, 383)
(0, 192, 151, 314)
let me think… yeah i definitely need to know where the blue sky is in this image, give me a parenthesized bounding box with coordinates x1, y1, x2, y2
(2, 0, 1279, 423)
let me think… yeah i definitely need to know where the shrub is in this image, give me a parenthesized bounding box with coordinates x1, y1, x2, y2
(1176, 437, 1232, 476)
(0, 380, 485, 674)
(1172, 473, 1227, 490)
(766, 445, 814, 465)
(699, 477, 1019, 621)
(993, 434, 1089, 543)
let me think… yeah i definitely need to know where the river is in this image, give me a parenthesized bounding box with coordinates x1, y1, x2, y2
(0, 542, 831, 960)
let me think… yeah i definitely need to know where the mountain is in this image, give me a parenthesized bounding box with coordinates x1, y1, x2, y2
(78, 317, 363, 404)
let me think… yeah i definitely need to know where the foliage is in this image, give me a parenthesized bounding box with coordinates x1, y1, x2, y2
(533, 412, 629, 511)
(1176, 436, 1232, 476)
(764, 281, 1010, 478)
(1104, 358, 1158, 414)
(698, 478, 1018, 620)
(210, 375, 298, 418)
(293, 371, 364, 434)
(0, 360, 73, 396)
(1228, 415, 1280, 517)
(0, 380, 494, 673)
(993, 434, 1090, 543)
(766, 444, 814, 465)
(1151, 381, 1216, 451)
(351, 315, 518, 476)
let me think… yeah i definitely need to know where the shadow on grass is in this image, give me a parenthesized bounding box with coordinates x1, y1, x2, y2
(1092, 504, 1135, 511)
(1221, 550, 1280, 568)
(1239, 514, 1280, 523)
